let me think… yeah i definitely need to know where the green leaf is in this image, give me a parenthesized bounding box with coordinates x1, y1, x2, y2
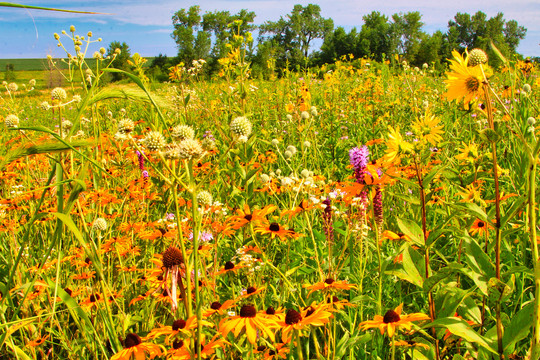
(503, 301, 534, 354)
(426, 317, 497, 354)
(422, 165, 446, 188)
(462, 235, 494, 295)
(396, 217, 424, 246)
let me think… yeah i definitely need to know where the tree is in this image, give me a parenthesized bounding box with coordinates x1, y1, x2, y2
(391, 12, 424, 63)
(171, 6, 255, 70)
(446, 11, 526, 66)
(316, 27, 360, 64)
(171, 6, 211, 66)
(357, 11, 393, 61)
(259, 4, 333, 68)
(106, 41, 131, 81)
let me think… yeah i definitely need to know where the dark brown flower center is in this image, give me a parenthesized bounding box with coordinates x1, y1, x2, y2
(124, 333, 142, 348)
(64, 287, 72, 296)
(210, 301, 222, 310)
(173, 339, 184, 349)
(383, 309, 401, 324)
(244, 214, 253, 221)
(465, 77, 480, 93)
(257, 345, 267, 351)
(324, 278, 335, 284)
(266, 306, 276, 315)
(172, 319, 187, 331)
(162, 246, 183, 268)
(326, 296, 339, 303)
(90, 293, 100, 302)
(269, 223, 280, 232)
(285, 309, 302, 325)
(224, 261, 235, 270)
(477, 221, 485, 228)
(269, 350, 276, 355)
(240, 304, 257, 318)
(246, 286, 257, 294)
(305, 306, 315, 317)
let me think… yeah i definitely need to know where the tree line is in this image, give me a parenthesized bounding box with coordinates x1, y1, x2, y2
(111, 4, 529, 80)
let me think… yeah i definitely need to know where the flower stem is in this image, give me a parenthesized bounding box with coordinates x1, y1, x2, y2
(482, 82, 504, 358)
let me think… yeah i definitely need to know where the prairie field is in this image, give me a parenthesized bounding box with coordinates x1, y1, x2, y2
(1, 28, 539, 360)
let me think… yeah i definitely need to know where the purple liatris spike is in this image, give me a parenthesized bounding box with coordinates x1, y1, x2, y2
(349, 146, 369, 170)
(136, 150, 145, 171)
(349, 146, 369, 184)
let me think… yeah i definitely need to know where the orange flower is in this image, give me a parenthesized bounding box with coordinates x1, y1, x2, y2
(229, 203, 277, 229)
(111, 333, 163, 360)
(254, 222, 293, 241)
(304, 278, 356, 296)
(469, 218, 490, 237)
(203, 299, 237, 317)
(219, 304, 278, 344)
(359, 304, 430, 337)
(279, 304, 332, 343)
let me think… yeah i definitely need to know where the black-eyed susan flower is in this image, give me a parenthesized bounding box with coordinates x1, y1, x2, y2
(279, 304, 332, 343)
(469, 218, 490, 237)
(111, 333, 163, 360)
(219, 304, 278, 345)
(203, 299, 236, 317)
(254, 222, 292, 241)
(304, 278, 357, 296)
(359, 304, 430, 337)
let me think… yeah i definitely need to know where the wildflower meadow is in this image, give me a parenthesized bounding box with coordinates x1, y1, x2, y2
(1, 20, 540, 360)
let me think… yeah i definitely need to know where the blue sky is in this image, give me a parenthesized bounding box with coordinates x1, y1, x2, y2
(1, 0, 539, 59)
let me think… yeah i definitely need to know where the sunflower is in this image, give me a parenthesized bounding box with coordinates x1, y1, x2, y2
(411, 112, 444, 146)
(359, 304, 430, 337)
(455, 142, 479, 163)
(444, 50, 486, 109)
(111, 333, 163, 360)
(384, 126, 413, 164)
(219, 304, 279, 344)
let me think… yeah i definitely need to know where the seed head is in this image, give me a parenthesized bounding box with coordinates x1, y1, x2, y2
(117, 118, 135, 134)
(171, 124, 195, 140)
(196, 190, 213, 206)
(162, 246, 183, 268)
(92, 218, 107, 231)
(51, 87, 67, 101)
(523, 84, 532, 93)
(177, 138, 204, 160)
(143, 131, 166, 151)
(230, 116, 252, 139)
(7, 82, 18, 92)
(5, 114, 20, 128)
(468, 48, 488, 67)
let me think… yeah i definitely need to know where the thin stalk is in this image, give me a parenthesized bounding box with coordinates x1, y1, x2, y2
(415, 161, 440, 360)
(529, 158, 540, 359)
(482, 82, 504, 358)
